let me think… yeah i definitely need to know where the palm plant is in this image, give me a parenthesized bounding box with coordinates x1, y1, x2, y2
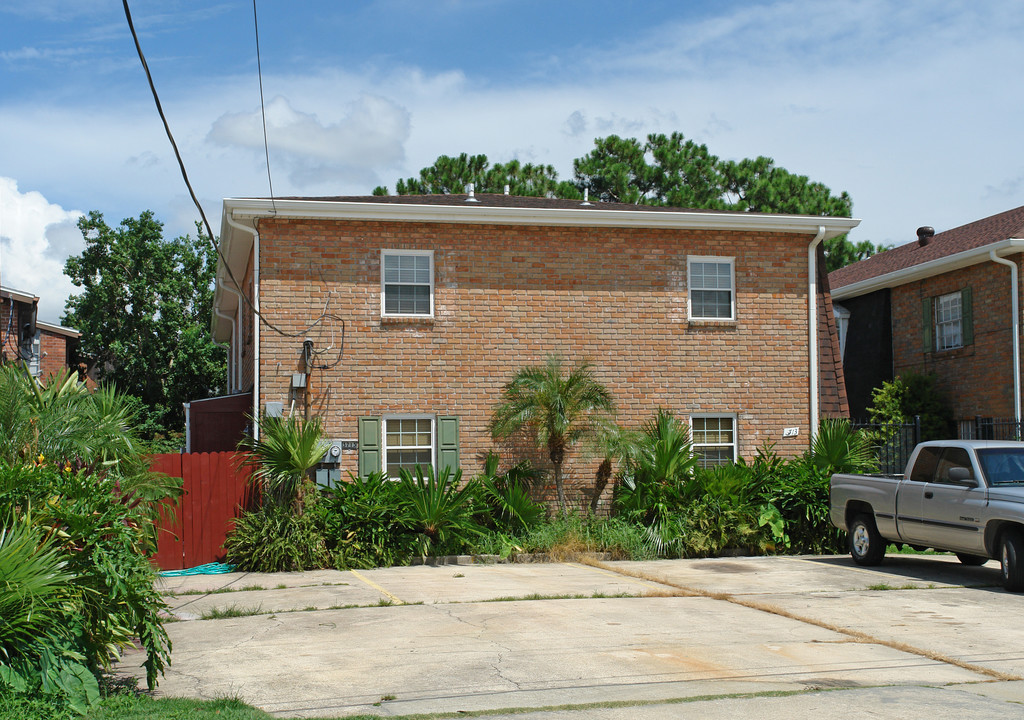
(810, 418, 877, 475)
(396, 465, 484, 557)
(489, 356, 615, 512)
(237, 415, 329, 510)
(615, 409, 698, 552)
(476, 452, 545, 533)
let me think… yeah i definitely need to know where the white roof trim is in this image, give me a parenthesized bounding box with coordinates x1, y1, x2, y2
(832, 238, 1024, 301)
(0, 285, 38, 304)
(36, 320, 80, 338)
(223, 197, 860, 239)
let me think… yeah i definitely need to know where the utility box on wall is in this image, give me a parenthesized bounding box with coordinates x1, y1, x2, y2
(314, 439, 354, 489)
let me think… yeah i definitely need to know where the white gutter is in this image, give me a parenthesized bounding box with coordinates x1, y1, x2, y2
(225, 213, 261, 439)
(990, 249, 1021, 422)
(224, 197, 859, 238)
(833, 238, 1024, 300)
(808, 226, 826, 441)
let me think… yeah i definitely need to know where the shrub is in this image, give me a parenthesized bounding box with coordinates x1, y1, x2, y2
(224, 500, 329, 572)
(868, 372, 955, 441)
(395, 466, 484, 558)
(475, 453, 545, 534)
(319, 472, 407, 569)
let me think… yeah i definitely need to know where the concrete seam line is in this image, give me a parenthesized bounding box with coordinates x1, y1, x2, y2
(586, 560, 1021, 683)
(349, 570, 405, 605)
(566, 561, 685, 592)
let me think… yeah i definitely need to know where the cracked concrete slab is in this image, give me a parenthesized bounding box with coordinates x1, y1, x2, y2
(117, 556, 1024, 718)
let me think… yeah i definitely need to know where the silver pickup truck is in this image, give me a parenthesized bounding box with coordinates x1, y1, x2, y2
(830, 439, 1024, 591)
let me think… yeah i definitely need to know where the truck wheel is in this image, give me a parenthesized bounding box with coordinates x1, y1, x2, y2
(1000, 530, 1024, 592)
(850, 514, 885, 566)
(955, 553, 988, 566)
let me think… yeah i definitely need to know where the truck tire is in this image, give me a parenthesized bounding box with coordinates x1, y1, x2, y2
(955, 553, 988, 566)
(1000, 530, 1024, 592)
(849, 514, 885, 566)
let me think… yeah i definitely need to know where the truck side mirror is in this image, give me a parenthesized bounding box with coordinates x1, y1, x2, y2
(948, 466, 978, 487)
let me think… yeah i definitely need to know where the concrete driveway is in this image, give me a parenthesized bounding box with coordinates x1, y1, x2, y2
(117, 555, 1024, 718)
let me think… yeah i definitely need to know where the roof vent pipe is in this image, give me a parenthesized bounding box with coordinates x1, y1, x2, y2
(917, 226, 934, 246)
(581, 188, 592, 206)
(503, 184, 510, 196)
(465, 183, 479, 202)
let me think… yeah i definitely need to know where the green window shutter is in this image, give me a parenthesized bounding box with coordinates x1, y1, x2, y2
(961, 287, 974, 346)
(437, 416, 459, 473)
(358, 417, 381, 477)
(922, 297, 933, 352)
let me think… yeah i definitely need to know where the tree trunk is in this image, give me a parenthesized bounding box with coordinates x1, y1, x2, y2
(553, 461, 566, 513)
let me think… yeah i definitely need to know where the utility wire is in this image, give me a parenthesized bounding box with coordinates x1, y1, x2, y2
(122, 0, 338, 341)
(253, 0, 277, 213)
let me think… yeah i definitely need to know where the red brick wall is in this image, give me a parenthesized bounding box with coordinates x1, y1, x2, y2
(38, 329, 73, 381)
(239, 217, 828, 509)
(891, 255, 1023, 418)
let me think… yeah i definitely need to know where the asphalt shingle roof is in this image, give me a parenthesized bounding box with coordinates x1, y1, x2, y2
(829, 204, 1024, 291)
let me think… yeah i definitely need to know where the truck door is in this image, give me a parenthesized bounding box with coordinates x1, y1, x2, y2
(895, 445, 939, 544)
(921, 447, 987, 554)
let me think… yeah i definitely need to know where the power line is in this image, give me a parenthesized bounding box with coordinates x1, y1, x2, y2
(121, 0, 339, 343)
(253, 0, 277, 213)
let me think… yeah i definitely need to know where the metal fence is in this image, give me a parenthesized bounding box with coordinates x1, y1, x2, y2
(957, 416, 1024, 441)
(849, 417, 920, 475)
(848, 415, 1024, 474)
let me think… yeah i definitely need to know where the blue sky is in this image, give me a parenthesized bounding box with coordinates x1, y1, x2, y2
(1, 0, 1022, 322)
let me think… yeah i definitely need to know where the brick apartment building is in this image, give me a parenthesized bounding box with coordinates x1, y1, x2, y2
(830, 205, 1024, 425)
(1, 285, 81, 382)
(208, 193, 858, 508)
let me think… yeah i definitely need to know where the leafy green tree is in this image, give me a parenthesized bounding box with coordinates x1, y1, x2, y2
(489, 356, 615, 512)
(62, 211, 226, 440)
(374, 153, 570, 197)
(379, 132, 888, 270)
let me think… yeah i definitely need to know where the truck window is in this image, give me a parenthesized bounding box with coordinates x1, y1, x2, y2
(934, 447, 972, 484)
(977, 448, 1024, 485)
(909, 446, 942, 482)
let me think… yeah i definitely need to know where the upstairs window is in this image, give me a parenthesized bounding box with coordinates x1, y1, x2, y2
(923, 288, 972, 352)
(935, 291, 962, 350)
(688, 257, 735, 321)
(381, 250, 433, 317)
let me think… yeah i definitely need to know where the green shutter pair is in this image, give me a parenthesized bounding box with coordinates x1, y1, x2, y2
(921, 287, 973, 351)
(357, 416, 459, 477)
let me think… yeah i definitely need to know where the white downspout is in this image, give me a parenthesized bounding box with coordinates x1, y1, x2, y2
(226, 213, 261, 439)
(212, 301, 236, 393)
(808, 226, 827, 442)
(217, 277, 246, 392)
(990, 249, 1021, 422)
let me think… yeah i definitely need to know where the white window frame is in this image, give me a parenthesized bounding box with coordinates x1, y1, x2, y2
(382, 414, 435, 477)
(690, 413, 738, 467)
(687, 256, 735, 321)
(935, 291, 962, 351)
(381, 249, 434, 318)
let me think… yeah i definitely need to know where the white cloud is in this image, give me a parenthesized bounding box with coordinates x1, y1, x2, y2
(0, 177, 83, 323)
(207, 94, 411, 187)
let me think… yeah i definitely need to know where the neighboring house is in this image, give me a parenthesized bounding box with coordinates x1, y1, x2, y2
(829, 205, 1024, 424)
(209, 193, 858, 508)
(1, 285, 81, 381)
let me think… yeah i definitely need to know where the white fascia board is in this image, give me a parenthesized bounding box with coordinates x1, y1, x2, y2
(223, 197, 860, 239)
(832, 238, 1024, 301)
(0, 286, 39, 304)
(35, 320, 80, 338)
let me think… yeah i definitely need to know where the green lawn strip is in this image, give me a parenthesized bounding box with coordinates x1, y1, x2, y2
(84, 687, 845, 720)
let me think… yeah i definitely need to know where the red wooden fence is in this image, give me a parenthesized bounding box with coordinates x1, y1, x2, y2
(150, 452, 255, 571)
